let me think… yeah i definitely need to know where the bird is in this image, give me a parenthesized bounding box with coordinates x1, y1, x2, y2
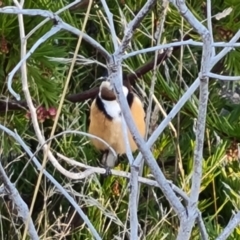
(88, 79, 146, 173)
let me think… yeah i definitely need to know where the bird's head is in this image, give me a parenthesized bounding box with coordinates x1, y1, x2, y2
(99, 81, 128, 101)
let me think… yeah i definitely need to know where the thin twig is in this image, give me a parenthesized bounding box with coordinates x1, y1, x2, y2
(134, 77, 200, 166)
(176, 16, 185, 181)
(196, 211, 208, 240)
(100, 0, 118, 50)
(56, 152, 190, 203)
(34, 130, 116, 160)
(208, 72, 240, 81)
(123, 40, 240, 59)
(207, 0, 215, 56)
(212, 30, 240, 64)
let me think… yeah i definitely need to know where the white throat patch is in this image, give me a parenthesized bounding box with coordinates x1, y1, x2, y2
(101, 99, 121, 120)
(100, 85, 128, 121)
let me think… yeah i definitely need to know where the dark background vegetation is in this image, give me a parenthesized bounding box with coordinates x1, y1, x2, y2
(1, 0, 240, 239)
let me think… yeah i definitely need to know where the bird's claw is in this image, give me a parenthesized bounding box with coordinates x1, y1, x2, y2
(104, 166, 112, 176)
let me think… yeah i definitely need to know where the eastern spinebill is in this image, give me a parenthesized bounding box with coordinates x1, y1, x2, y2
(88, 80, 146, 173)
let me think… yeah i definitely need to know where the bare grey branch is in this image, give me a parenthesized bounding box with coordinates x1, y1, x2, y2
(111, 72, 187, 220)
(0, 159, 39, 240)
(216, 211, 240, 240)
(129, 166, 139, 239)
(171, 0, 212, 239)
